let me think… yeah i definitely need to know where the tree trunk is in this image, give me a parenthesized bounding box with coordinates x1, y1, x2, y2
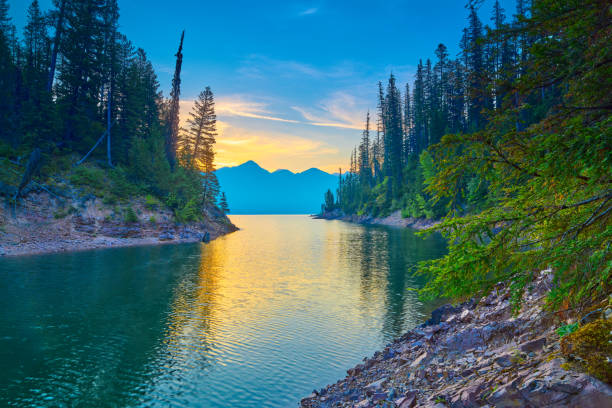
(46, 0, 66, 93)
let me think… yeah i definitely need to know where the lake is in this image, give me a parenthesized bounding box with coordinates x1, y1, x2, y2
(0, 215, 446, 407)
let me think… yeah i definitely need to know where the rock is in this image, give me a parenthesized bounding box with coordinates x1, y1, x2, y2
(494, 355, 513, 368)
(158, 232, 174, 241)
(519, 337, 547, 353)
(410, 352, 430, 368)
(459, 309, 473, 322)
(372, 392, 387, 402)
(487, 384, 525, 407)
(355, 399, 371, 408)
(567, 376, 612, 408)
(423, 304, 460, 326)
(347, 364, 364, 377)
(397, 390, 418, 408)
(364, 377, 387, 395)
(74, 224, 96, 234)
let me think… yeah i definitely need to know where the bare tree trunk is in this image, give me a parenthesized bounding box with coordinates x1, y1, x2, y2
(47, 0, 66, 93)
(14, 149, 42, 200)
(107, 88, 112, 166)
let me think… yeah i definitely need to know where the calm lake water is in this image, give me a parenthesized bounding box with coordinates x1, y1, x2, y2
(0, 215, 446, 407)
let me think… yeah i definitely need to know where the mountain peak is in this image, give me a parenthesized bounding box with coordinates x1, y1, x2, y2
(272, 169, 294, 175)
(238, 160, 263, 169)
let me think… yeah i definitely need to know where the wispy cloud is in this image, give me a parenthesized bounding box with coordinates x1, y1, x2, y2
(236, 55, 357, 80)
(292, 91, 368, 130)
(180, 96, 300, 125)
(298, 7, 318, 16)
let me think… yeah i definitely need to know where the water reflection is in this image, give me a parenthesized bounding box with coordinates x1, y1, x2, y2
(0, 215, 445, 408)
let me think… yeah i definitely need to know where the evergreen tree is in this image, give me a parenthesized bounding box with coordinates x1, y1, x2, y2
(219, 192, 229, 214)
(383, 73, 403, 189)
(179, 87, 217, 170)
(0, 0, 16, 145)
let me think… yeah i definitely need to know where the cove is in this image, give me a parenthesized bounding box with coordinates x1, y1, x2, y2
(0, 215, 446, 407)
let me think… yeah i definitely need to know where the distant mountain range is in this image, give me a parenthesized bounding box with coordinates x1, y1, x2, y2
(215, 161, 338, 214)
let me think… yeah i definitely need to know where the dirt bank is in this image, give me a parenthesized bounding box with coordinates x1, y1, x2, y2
(0, 191, 237, 257)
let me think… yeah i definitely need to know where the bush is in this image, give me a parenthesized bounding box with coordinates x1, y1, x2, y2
(70, 166, 106, 191)
(144, 194, 160, 210)
(175, 197, 201, 223)
(124, 207, 138, 223)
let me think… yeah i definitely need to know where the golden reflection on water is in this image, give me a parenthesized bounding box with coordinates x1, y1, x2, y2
(153, 215, 445, 407)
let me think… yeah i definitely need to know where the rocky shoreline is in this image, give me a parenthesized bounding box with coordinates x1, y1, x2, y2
(0, 191, 238, 257)
(300, 272, 612, 408)
(313, 210, 439, 231)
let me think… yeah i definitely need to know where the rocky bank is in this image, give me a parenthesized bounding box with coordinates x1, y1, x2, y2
(300, 272, 612, 408)
(314, 210, 439, 231)
(0, 190, 237, 257)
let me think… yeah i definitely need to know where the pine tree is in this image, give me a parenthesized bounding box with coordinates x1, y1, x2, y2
(403, 83, 414, 159)
(20, 0, 54, 148)
(383, 73, 403, 189)
(0, 0, 16, 145)
(219, 192, 229, 214)
(358, 111, 372, 187)
(178, 87, 217, 171)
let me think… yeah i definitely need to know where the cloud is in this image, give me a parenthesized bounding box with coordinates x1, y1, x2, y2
(298, 7, 318, 16)
(216, 95, 301, 123)
(214, 121, 342, 172)
(292, 91, 368, 130)
(180, 96, 299, 125)
(237, 55, 357, 80)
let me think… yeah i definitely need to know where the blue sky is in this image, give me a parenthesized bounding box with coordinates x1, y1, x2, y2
(9, 0, 516, 172)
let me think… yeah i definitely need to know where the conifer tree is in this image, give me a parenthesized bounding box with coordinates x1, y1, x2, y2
(219, 192, 229, 214)
(179, 87, 216, 170)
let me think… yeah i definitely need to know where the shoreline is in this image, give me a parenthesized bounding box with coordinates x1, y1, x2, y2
(0, 191, 238, 258)
(300, 272, 612, 408)
(0, 230, 236, 258)
(313, 210, 440, 231)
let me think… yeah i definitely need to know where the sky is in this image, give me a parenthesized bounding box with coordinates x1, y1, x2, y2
(9, 0, 516, 173)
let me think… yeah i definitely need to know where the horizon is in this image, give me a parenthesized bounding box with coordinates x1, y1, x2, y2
(9, 0, 516, 173)
(217, 159, 338, 175)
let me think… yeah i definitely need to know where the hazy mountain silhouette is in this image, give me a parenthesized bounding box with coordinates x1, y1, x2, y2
(215, 161, 338, 214)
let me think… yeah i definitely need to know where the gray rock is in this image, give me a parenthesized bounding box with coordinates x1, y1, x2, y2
(158, 232, 174, 241)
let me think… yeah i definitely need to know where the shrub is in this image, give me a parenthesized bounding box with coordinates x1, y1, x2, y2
(124, 207, 138, 223)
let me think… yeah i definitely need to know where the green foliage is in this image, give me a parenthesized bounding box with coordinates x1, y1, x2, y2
(417, 0, 612, 308)
(144, 194, 160, 210)
(69, 166, 106, 191)
(175, 197, 201, 223)
(124, 207, 138, 223)
(323, 189, 335, 212)
(557, 323, 579, 338)
(53, 206, 77, 219)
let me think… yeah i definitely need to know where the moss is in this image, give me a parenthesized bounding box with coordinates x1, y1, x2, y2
(561, 318, 612, 384)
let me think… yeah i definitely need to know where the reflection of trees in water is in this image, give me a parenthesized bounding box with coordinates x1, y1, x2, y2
(153, 239, 227, 380)
(339, 225, 446, 342)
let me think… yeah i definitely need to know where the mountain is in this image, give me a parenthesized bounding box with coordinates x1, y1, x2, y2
(215, 161, 338, 214)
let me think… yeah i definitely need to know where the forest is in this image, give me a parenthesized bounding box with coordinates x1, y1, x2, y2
(0, 0, 227, 221)
(327, 0, 611, 308)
